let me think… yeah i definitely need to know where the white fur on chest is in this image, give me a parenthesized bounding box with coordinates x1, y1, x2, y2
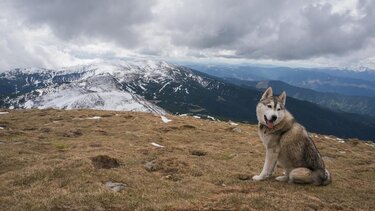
(258, 130, 273, 147)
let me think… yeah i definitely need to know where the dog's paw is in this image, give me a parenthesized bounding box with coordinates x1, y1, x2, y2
(275, 175, 288, 182)
(252, 175, 265, 181)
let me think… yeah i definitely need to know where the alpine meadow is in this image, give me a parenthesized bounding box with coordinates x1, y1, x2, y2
(1, 0, 375, 210)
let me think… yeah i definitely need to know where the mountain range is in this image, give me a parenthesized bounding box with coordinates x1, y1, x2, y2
(0, 60, 374, 141)
(186, 64, 375, 97)
(222, 78, 375, 117)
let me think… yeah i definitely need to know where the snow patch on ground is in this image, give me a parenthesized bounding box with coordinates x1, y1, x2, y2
(161, 115, 172, 123)
(228, 121, 238, 126)
(86, 116, 102, 120)
(324, 136, 335, 140)
(207, 115, 216, 121)
(0, 112, 9, 115)
(151, 142, 165, 148)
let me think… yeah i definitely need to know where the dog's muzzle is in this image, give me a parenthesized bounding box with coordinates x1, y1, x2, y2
(264, 115, 277, 129)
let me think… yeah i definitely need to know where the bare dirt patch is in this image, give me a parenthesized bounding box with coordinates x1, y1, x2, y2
(90, 155, 120, 169)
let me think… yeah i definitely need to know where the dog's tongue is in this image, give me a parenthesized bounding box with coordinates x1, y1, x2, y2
(267, 121, 274, 129)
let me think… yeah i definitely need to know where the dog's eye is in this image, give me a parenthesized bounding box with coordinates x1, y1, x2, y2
(267, 105, 272, 108)
(277, 108, 281, 111)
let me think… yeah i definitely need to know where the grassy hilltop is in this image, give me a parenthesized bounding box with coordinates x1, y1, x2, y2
(0, 109, 374, 210)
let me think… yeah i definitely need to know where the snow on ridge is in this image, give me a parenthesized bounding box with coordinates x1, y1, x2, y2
(0, 59, 208, 90)
(7, 67, 52, 74)
(56, 60, 180, 83)
(2, 59, 176, 77)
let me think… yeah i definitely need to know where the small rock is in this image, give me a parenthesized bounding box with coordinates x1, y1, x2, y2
(191, 150, 207, 156)
(105, 181, 126, 192)
(237, 174, 251, 180)
(232, 127, 242, 133)
(0, 141, 4, 144)
(144, 161, 160, 172)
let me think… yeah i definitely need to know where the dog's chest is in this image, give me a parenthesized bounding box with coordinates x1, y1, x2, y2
(258, 129, 278, 147)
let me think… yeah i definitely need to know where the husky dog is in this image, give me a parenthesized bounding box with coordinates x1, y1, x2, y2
(252, 87, 331, 185)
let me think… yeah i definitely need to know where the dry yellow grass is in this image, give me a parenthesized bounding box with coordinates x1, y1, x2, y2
(0, 109, 374, 210)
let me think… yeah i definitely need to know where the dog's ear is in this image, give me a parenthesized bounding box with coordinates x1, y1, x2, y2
(279, 91, 286, 105)
(261, 87, 273, 101)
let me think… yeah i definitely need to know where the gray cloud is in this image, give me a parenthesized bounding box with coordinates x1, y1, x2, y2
(0, 0, 375, 70)
(6, 0, 156, 48)
(262, 2, 372, 60)
(161, 0, 288, 49)
(157, 0, 375, 61)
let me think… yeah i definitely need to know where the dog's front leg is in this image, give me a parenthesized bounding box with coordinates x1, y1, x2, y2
(253, 147, 279, 181)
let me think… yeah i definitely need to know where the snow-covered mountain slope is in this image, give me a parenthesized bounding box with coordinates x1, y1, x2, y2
(10, 74, 166, 114)
(0, 60, 214, 114)
(0, 60, 200, 114)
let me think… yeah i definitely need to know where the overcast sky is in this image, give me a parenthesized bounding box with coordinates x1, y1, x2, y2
(0, 0, 374, 71)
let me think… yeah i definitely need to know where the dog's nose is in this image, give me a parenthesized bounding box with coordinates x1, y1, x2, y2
(271, 115, 277, 121)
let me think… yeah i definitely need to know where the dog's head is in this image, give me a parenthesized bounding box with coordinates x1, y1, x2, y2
(256, 87, 287, 129)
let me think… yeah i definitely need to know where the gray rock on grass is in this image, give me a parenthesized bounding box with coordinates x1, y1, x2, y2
(105, 181, 126, 192)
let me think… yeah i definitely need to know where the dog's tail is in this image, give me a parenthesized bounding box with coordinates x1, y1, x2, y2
(289, 168, 331, 186)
